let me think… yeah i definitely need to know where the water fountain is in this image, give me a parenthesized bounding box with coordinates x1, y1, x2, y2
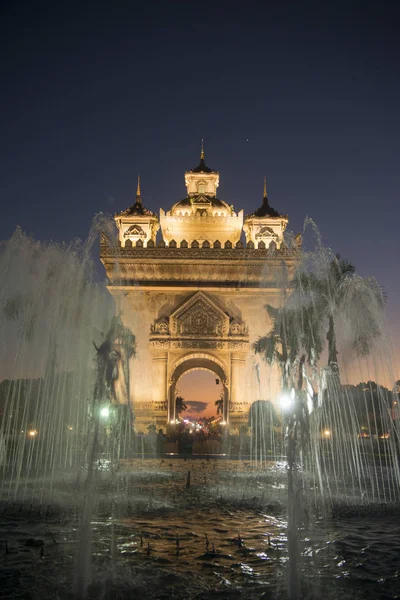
(0, 218, 399, 599)
(251, 221, 400, 598)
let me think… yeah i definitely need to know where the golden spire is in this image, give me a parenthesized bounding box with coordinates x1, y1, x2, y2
(136, 174, 141, 203)
(263, 176, 267, 199)
(200, 139, 205, 161)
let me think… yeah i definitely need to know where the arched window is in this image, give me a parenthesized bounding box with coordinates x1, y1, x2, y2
(198, 183, 205, 194)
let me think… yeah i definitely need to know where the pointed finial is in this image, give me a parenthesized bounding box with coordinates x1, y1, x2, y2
(263, 176, 267, 199)
(136, 175, 141, 203)
(200, 139, 204, 161)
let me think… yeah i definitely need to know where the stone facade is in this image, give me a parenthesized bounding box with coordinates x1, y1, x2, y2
(100, 151, 300, 431)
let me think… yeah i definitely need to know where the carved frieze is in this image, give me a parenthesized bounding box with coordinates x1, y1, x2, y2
(228, 341, 249, 349)
(149, 338, 249, 350)
(171, 340, 224, 349)
(230, 401, 250, 413)
(149, 339, 170, 348)
(101, 256, 298, 287)
(100, 246, 299, 260)
(153, 401, 167, 412)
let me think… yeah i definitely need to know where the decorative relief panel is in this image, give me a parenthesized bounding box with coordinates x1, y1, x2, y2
(149, 339, 249, 350)
(230, 401, 250, 413)
(149, 291, 249, 352)
(174, 300, 225, 336)
(228, 341, 249, 349)
(100, 246, 300, 260)
(229, 318, 248, 336)
(153, 401, 167, 412)
(170, 292, 229, 337)
(171, 340, 224, 349)
(149, 340, 170, 348)
(150, 316, 169, 335)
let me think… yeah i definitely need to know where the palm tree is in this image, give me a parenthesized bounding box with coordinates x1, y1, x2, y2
(303, 255, 354, 367)
(175, 396, 187, 416)
(253, 303, 320, 596)
(93, 316, 136, 407)
(215, 397, 224, 415)
(253, 303, 323, 394)
(293, 254, 384, 371)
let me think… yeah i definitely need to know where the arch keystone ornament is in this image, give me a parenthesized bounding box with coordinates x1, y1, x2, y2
(101, 151, 301, 432)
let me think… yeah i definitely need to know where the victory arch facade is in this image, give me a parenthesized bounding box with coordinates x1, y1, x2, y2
(100, 151, 300, 432)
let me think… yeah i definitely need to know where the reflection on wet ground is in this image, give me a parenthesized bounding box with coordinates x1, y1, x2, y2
(0, 459, 399, 599)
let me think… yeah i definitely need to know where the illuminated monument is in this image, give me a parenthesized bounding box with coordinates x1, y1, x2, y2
(100, 148, 300, 431)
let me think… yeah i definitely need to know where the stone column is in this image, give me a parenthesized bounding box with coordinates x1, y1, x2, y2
(229, 353, 247, 430)
(151, 352, 168, 428)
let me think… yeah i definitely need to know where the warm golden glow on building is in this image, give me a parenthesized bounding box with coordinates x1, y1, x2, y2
(101, 149, 301, 431)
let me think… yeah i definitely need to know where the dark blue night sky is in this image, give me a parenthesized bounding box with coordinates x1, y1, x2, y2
(1, 1, 399, 370)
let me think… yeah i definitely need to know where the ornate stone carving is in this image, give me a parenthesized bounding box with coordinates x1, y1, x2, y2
(154, 401, 167, 412)
(228, 340, 249, 349)
(229, 318, 248, 336)
(124, 224, 146, 239)
(230, 401, 249, 413)
(100, 246, 300, 260)
(255, 226, 279, 244)
(148, 292, 249, 352)
(171, 340, 223, 349)
(149, 339, 170, 348)
(150, 316, 169, 335)
(170, 292, 229, 337)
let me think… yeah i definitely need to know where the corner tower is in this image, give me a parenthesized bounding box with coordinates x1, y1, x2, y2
(243, 178, 288, 249)
(114, 176, 160, 247)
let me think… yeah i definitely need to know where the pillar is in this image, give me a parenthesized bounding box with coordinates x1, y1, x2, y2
(229, 352, 247, 430)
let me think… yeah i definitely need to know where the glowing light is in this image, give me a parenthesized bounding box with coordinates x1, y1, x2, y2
(221, 421, 227, 425)
(324, 430, 331, 437)
(280, 390, 294, 412)
(100, 407, 110, 418)
(68, 426, 73, 431)
(170, 420, 175, 424)
(28, 430, 37, 437)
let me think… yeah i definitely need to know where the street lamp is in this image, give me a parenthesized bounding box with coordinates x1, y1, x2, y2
(100, 406, 110, 419)
(280, 389, 295, 413)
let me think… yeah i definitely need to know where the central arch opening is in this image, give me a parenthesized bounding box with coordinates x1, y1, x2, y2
(169, 355, 229, 428)
(176, 369, 224, 426)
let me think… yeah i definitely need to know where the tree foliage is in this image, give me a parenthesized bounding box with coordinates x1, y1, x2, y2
(293, 254, 384, 368)
(175, 396, 187, 415)
(215, 397, 224, 415)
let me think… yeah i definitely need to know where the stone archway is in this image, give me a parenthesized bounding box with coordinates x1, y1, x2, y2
(168, 354, 229, 425)
(148, 292, 250, 432)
